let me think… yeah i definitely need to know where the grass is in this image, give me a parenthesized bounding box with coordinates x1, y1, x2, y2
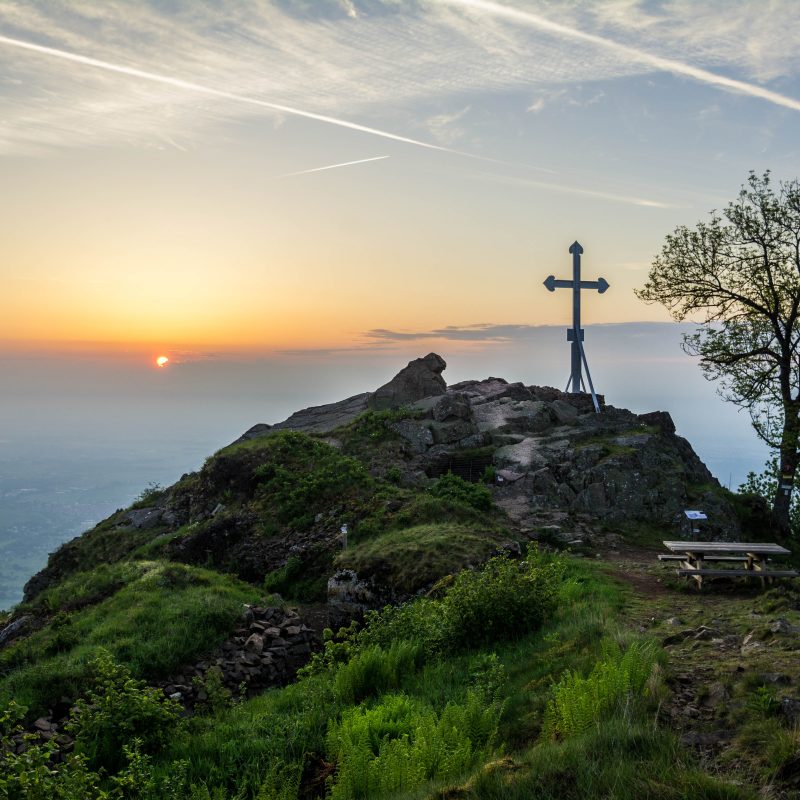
(138, 556, 745, 799)
(0, 561, 258, 716)
(336, 523, 503, 595)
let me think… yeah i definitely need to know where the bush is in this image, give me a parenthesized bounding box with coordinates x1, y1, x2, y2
(326, 692, 500, 799)
(544, 640, 657, 738)
(436, 547, 564, 651)
(67, 650, 182, 773)
(428, 473, 493, 513)
(252, 433, 373, 531)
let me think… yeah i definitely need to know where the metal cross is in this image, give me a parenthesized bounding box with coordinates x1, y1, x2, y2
(543, 241, 609, 407)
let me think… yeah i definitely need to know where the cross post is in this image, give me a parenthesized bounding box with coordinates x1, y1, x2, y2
(543, 241, 609, 405)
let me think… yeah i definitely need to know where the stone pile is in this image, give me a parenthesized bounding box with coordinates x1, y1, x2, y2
(159, 603, 319, 710)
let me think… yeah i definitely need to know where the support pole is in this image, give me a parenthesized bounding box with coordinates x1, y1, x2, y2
(570, 242, 583, 393)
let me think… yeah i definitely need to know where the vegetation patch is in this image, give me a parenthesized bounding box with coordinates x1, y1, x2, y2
(0, 561, 257, 716)
(335, 523, 502, 595)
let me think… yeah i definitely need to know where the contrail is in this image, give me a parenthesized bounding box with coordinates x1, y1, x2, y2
(277, 155, 389, 178)
(439, 0, 800, 113)
(0, 34, 454, 153)
(479, 172, 675, 208)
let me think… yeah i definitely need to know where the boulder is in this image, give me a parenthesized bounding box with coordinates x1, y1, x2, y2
(389, 420, 434, 454)
(432, 393, 471, 422)
(369, 354, 447, 410)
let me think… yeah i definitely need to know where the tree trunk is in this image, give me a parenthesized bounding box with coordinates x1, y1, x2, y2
(773, 402, 800, 535)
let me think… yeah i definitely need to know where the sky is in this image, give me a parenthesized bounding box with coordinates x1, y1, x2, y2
(2, 0, 800, 358)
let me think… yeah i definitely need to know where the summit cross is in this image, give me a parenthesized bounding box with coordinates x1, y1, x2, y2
(543, 241, 609, 408)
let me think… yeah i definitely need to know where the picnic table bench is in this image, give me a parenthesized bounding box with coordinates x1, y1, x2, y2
(659, 541, 798, 590)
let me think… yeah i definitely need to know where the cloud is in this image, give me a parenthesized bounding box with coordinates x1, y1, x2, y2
(425, 105, 471, 145)
(0, 0, 798, 157)
(440, 0, 800, 111)
(365, 323, 544, 342)
(470, 172, 675, 209)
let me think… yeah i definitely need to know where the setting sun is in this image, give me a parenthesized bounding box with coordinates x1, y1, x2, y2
(156, 356, 169, 368)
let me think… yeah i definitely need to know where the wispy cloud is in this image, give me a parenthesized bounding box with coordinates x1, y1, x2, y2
(471, 172, 674, 209)
(366, 323, 543, 342)
(0, 33, 457, 155)
(276, 155, 389, 178)
(440, 0, 800, 112)
(1, 0, 797, 157)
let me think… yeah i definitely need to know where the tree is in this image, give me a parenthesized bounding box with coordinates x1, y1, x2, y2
(636, 171, 800, 534)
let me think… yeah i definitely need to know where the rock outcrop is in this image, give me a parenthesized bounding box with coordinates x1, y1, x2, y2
(368, 353, 447, 410)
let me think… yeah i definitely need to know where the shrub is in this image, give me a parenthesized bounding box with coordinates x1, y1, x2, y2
(66, 650, 182, 773)
(252, 433, 373, 531)
(435, 546, 564, 651)
(428, 473, 493, 513)
(544, 640, 658, 738)
(326, 692, 500, 799)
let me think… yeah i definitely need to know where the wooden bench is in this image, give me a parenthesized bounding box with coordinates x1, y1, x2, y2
(658, 554, 750, 563)
(660, 541, 798, 590)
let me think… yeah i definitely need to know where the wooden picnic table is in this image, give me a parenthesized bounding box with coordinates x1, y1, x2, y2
(660, 540, 797, 589)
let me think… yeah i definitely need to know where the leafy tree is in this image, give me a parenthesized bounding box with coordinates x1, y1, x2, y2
(636, 171, 800, 533)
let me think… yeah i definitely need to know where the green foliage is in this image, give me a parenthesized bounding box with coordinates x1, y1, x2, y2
(385, 466, 403, 484)
(263, 548, 332, 603)
(21, 562, 147, 615)
(544, 640, 657, 738)
(0, 562, 257, 716)
(336, 523, 502, 595)
(746, 685, 779, 717)
(67, 649, 182, 772)
(193, 666, 236, 716)
(739, 454, 800, 535)
(334, 642, 422, 705)
(428, 472, 493, 513)
(251, 432, 373, 532)
(0, 693, 186, 800)
(133, 482, 166, 508)
(325, 692, 501, 800)
(345, 408, 424, 441)
(434, 547, 564, 652)
(481, 465, 497, 484)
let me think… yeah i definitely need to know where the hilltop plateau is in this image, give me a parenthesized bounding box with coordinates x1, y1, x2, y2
(1, 355, 799, 800)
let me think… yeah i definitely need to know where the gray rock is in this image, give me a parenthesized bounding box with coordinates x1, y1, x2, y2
(0, 615, 32, 648)
(389, 420, 434, 454)
(369, 353, 447, 410)
(433, 393, 471, 422)
(427, 419, 475, 445)
(269, 393, 370, 436)
(638, 410, 676, 434)
(125, 507, 163, 530)
(551, 400, 579, 424)
(780, 697, 800, 727)
(244, 634, 264, 654)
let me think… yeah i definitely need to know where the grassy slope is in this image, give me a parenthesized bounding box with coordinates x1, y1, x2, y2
(0, 561, 258, 714)
(149, 558, 751, 800)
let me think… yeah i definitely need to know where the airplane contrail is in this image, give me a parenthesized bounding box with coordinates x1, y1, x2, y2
(0, 34, 454, 154)
(439, 0, 800, 113)
(277, 155, 390, 178)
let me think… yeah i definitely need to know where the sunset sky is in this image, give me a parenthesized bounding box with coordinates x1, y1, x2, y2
(2, 0, 800, 358)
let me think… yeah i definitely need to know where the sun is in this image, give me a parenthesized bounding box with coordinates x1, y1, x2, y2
(156, 356, 169, 368)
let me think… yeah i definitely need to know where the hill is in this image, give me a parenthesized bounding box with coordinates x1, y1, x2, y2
(1, 354, 799, 799)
